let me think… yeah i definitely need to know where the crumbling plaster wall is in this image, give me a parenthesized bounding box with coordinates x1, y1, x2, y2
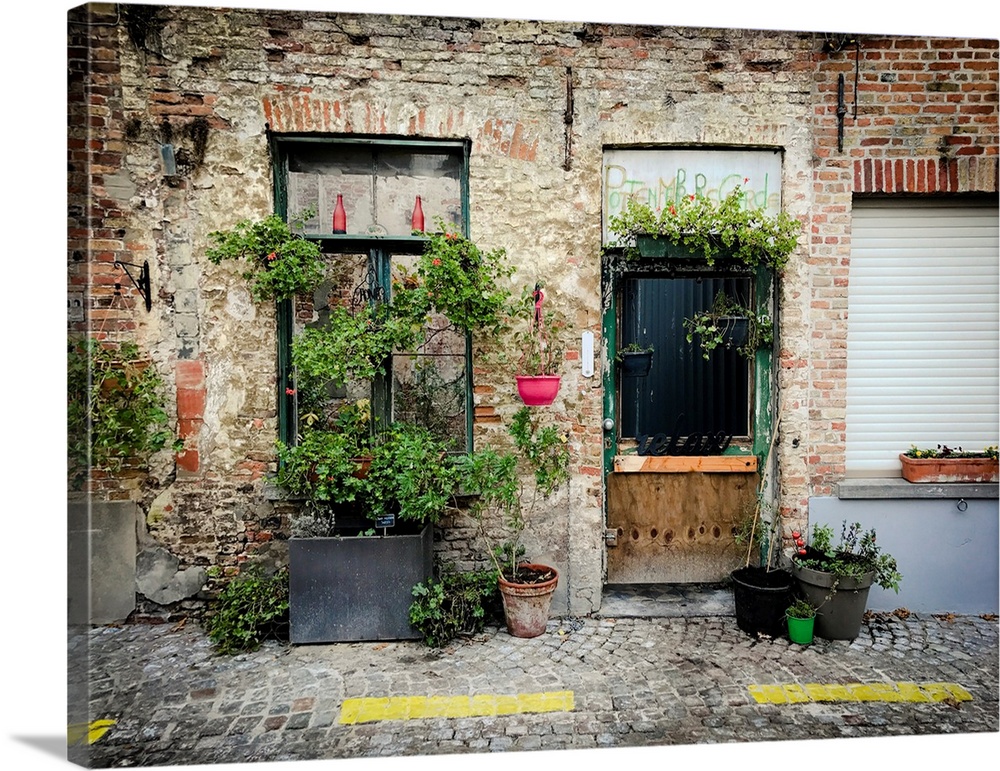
(82, 5, 825, 616)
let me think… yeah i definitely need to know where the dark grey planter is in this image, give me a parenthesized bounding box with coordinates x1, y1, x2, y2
(791, 562, 874, 641)
(289, 523, 433, 643)
(618, 351, 653, 377)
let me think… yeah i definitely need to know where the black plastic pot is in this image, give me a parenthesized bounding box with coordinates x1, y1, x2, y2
(730, 566, 795, 638)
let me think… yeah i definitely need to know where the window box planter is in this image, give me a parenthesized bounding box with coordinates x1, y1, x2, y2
(288, 522, 433, 643)
(899, 454, 999, 484)
(635, 235, 720, 260)
(618, 350, 653, 377)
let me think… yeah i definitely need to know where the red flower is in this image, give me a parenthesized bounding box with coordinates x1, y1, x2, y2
(267, 251, 277, 261)
(285, 388, 296, 395)
(689, 194, 695, 201)
(669, 205, 676, 215)
(743, 177, 749, 184)
(432, 258, 441, 266)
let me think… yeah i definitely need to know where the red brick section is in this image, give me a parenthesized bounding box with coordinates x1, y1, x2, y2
(801, 35, 999, 521)
(175, 359, 206, 474)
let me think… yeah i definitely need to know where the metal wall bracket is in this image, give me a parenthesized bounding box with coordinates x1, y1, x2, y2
(114, 260, 152, 312)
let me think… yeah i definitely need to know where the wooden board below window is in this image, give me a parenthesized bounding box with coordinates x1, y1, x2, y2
(613, 455, 758, 473)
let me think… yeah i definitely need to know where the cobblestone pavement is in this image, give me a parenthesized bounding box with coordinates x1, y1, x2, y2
(67, 609, 999, 768)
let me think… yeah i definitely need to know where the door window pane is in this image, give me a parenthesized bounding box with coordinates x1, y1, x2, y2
(619, 276, 752, 440)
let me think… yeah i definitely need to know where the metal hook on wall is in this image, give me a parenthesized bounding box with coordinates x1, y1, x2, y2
(114, 260, 152, 312)
(957, 499, 969, 512)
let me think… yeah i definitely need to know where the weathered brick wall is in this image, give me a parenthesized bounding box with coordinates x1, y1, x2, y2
(780, 35, 999, 537)
(71, 5, 994, 617)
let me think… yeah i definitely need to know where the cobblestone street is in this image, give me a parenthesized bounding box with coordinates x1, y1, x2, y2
(64, 610, 999, 768)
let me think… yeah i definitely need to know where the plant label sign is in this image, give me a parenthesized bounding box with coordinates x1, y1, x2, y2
(374, 514, 396, 529)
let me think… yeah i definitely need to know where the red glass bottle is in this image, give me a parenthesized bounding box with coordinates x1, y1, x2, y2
(411, 195, 425, 233)
(332, 194, 347, 234)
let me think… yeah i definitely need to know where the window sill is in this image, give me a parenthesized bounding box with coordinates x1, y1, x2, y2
(613, 455, 758, 473)
(836, 478, 999, 500)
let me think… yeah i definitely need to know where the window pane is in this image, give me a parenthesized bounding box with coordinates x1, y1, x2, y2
(390, 254, 468, 448)
(286, 145, 462, 236)
(620, 276, 751, 441)
(292, 255, 372, 434)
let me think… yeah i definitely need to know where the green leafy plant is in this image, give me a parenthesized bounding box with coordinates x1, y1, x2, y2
(366, 422, 460, 525)
(409, 564, 503, 648)
(205, 211, 327, 302)
(786, 598, 817, 619)
(454, 407, 570, 581)
(68, 336, 177, 487)
(683, 291, 773, 360)
(903, 444, 998, 460)
(615, 342, 653, 361)
(290, 300, 424, 387)
(205, 566, 289, 654)
(411, 218, 514, 335)
(607, 184, 801, 270)
(793, 521, 902, 592)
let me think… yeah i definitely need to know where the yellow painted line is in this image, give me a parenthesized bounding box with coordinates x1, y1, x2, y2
(67, 719, 116, 746)
(339, 690, 575, 724)
(749, 682, 973, 705)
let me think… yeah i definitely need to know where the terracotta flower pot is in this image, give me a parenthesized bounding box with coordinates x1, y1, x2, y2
(497, 563, 558, 638)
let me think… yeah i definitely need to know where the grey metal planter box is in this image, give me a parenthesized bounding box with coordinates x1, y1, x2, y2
(289, 524, 433, 644)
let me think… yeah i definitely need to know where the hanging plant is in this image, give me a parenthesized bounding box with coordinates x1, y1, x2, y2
(683, 291, 773, 360)
(406, 218, 514, 335)
(205, 210, 326, 302)
(607, 184, 801, 270)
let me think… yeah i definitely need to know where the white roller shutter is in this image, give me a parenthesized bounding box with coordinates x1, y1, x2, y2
(846, 197, 999, 476)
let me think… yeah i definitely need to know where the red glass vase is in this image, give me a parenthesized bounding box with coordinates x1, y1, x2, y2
(332, 194, 347, 234)
(411, 196, 424, 232)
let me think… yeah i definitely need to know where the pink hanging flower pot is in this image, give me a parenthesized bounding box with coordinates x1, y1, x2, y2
(516, 375, 561, 406)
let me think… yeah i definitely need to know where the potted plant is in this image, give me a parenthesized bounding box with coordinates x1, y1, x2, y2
(683, 291, 773, 361)
(508, 283, 569, 406)
(606, 183, 801, 270)
(279, 419, 460, 644)
(791, 521, 902, 641)
(900, 444, 999, 484)
(205, 210, 327, 302)
(616, 343, 654, 377)
(454, 407, 570, 638)
(785, 598, 817, 645)
(68, 336, 179, 489)
(729, 432, 796, 638)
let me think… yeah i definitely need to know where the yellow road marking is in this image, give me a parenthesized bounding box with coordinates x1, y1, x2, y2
(748, 682, 973, 705)
(339, 690, 575, 724)
(67, 719, 116, 746)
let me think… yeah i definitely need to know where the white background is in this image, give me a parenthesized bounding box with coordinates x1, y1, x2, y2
(4, 2, 998, 770)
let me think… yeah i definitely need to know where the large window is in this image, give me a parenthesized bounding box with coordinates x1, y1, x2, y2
(272, 137, 472, 450)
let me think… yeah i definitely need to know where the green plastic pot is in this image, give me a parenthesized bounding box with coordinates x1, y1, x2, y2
(786, 613, 815, 645)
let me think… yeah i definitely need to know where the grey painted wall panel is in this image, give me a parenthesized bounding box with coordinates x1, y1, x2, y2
(808, 496, 998, 614)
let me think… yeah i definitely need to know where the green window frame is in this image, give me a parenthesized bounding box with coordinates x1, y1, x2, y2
(270, 135, 472, 450)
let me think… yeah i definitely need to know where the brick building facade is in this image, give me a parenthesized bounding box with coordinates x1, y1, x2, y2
(67, 4, 998, 622)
